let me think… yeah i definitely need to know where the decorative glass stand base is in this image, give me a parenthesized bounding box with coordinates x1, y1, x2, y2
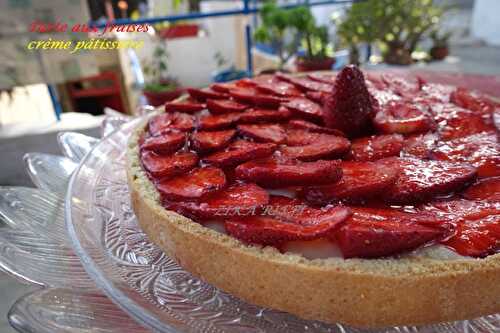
(0, 113, 498, 333)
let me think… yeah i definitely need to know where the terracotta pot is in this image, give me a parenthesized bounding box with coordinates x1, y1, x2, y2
(384, 47, 413, 66)
(295, 57, 335, 72)
(159, 24, 199, 40)
(430, 46, 449, 60)
(143, 88, 184, 107)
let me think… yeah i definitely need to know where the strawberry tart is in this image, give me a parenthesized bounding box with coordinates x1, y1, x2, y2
(127, 66, 500, 328)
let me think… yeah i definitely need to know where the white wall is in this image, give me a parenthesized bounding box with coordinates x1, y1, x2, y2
(471, 0, 500, 46)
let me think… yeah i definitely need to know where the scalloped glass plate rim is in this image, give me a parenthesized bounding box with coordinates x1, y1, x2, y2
(65, 117, 183, 333)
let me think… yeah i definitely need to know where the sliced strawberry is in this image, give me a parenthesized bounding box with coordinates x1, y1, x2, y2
(253, 94, 286, 108)
(256, 81, 302, 97)
(140, 131, 186, 155)
(450, 87, 495, 116)
(381, 73, 421, 98)
(419, 83, 454, 103)
(237, 124, 286, 144)
(307, 73, 336, 84)
(238, 107, 291, 124)
(402, 133, 438, 159)
(202, 140, 277, 168)
(368, 88, 401, 107)
(228, 87, 259, 104)
(287, 119, 345, 136)
(430, 103, 495, 141)
(164, 183, 269, 219)
(282, 97, 324, 123)
(323, 65, 376, 137)
(300, 161, 399, 204)
(198, 112, 240, 130)
(187, 88, 228, 101)
(374, 100, 435, 135)
(141, 151, 198, 179)
(305, 91, 329, 104)
(431, 131, 500, 178)
(190, 129, 236, 153)
(164, 99, 205, 113)
(210, 82, 238, 93)
(156, 166, 226, 201)
(206, 99, 248, 114)
(280, 136, 350, 161)
(463, 177, 500, 202)
(348, 134, 404, 161)
(286, 129, 342, 146)
(335, 207, 448, 258)
(423, 199, 500, 257)
(148, 112, 195, 136)
(378, 157, 477, 204)
(235, 158, 342, 187)
(276, 73, 333, 93)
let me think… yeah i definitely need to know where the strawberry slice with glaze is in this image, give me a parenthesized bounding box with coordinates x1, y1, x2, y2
(140, 131, 186, 155)
(431, 131, 500, 178)
(300, 161, 400, 205)
(374, 100, 435, 135)
(237, 124, 286, 144)
(238, 107, 291, 123)
(422, 199, 500, 257)
(206, 99, 248, 114)
(256, 81, 302, 97)
(164, 99, 206, 113)
(307, 73, 336, 84)
(450, 87, 495, 116)
(381, 73, 422, 98)
(225, 198, 350, 246)
(235, 158, 342, 187)
(156, 166, 226, 201)
(165, 183, 269, 219)
(190, 129, 236, 153)
(198, 112, 240, 130)
(463, 177, 500, 202)
(287, 119, 345, 136)
(276, 73, 333, 93)
(148, 113, 195, 136)
(323, 65, 376, 137)
(282, 98, 324, 123)
(378, 157, 477, 204)
(203, 140, 277, 168)
(210, 82, 238, 93)
(141, 151, 198, 179)
(280, 134, 350, 161)
(402, 133, 438, 159)
(187, 88, 229, 101)
(305, 91, 330, 104)
(430, 103, 495, 141)
(335, 207, 448, 259)
(230, 86, 286, 108)
(348, 134, 404, 161)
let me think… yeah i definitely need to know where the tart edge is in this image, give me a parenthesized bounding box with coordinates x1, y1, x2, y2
(127, 117, 500, 328)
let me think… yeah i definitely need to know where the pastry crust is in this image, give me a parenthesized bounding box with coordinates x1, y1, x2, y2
(127, 118, 500, 329)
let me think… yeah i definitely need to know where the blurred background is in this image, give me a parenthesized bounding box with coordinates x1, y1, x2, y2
(0, 0, 499, 331)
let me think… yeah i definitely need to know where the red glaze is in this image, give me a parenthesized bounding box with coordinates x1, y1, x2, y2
(164, 99, 206, 113)
(141, 151, 198, 179)
(300, 161, 400, 204)
(237, 124, 287, 144)
(187, 88, 229, 101)
(287, 119, 345, 136)
(348, 134, 404, 161)
(149, 113, 195, 136)
(156, 166, 226, 201)
(206, 99, 248, 114)
(141, 131, 186, 155)
(378, 157, 477, 204)
(235, 158, 342, 187)
(374, 101, 435, 135)
(463, 177, 500, 202)
(202, 140, 277, 168)
(190, 129, 236, 153)
(282, 97, 324, 123)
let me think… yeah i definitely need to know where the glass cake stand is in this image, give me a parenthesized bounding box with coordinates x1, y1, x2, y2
(0, 111, 498, 333)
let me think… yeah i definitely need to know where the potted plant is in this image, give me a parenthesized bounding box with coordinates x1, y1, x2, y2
(253, 1, 301, 72)
(337, 0, 449, 65)
(289, 7, 335, 72)
(211, 51, 248, 83)
(142, 42, 183, 106)
(429, 29, 452, 60)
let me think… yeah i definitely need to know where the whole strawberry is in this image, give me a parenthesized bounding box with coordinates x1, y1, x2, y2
(323, 65, 377, 137)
